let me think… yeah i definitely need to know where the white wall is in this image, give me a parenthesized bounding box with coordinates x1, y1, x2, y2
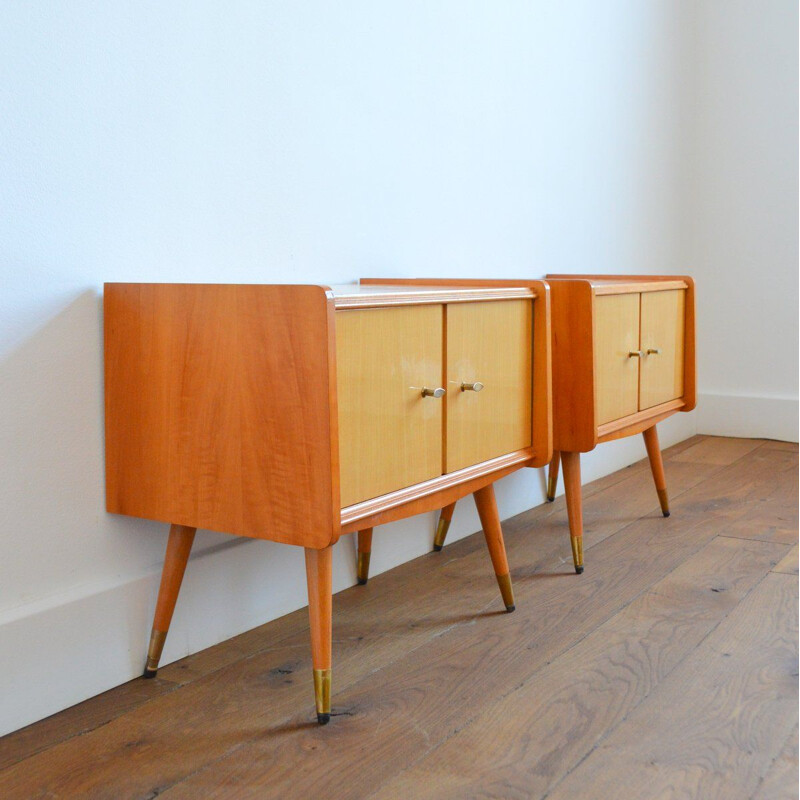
(0, 0, 787, 736)
(684, 0, 798, 441)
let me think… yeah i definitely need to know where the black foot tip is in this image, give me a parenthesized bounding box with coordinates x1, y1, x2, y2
(143, 668, 157, 679)
(432, 544, 443, 552)
(357, 577, 368, 585)
(546, 496, 555, 503)
(662, 510, 671, 518)
(575, 565, 584, 575)
(505, 604, 516, 613)
(317, 713, 331, 725)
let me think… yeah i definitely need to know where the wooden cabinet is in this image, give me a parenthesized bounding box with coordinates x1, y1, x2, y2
(104, 282, 552, 724)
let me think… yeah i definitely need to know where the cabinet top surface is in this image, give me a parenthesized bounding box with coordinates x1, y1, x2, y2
(544, 274, 689, 295)
(331, 283, 536, 309)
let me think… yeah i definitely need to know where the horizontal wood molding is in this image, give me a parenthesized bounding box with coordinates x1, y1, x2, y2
(592, 281, 687, 295)
(334, 286, 535, 309)
(596, 398, 685, 441)
(340, 449, 534, 529)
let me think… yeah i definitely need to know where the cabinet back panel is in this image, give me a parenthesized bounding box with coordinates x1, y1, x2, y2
(336, 305, 443, 507)
(445, 300, 533, 473)
(639, 289, 685, 410)
(594, 294, 640, 426)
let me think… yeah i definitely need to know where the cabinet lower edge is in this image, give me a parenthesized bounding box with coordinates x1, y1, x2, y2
(340, 449, 534, 532)
(596, 399, 686, 443)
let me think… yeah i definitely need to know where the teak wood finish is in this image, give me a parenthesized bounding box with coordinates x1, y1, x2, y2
(362, 275, 696, 573)
(104, 281, 552, 724)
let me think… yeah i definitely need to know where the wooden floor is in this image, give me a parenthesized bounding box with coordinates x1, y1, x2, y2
(1, 435, 797, 799)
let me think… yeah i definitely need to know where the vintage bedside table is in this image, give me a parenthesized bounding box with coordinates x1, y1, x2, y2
(104, 282, 551, 723)
(361, 275, 695, 575)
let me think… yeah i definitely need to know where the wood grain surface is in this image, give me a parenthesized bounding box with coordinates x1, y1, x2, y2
(104, 283, 339, 547)
(594, 292, 641, 425)
(336, 304, 444, 506)
(639, 288, 686, 410)
(2, 436, 795, 800)
(445, 299, 532, 472)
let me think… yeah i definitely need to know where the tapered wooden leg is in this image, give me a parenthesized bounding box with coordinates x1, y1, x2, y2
(305, 546, 333, 724)
(473, 484, 515, 612)
(643, 424, 670, 517)
(433, 502, 457, 551)
(561, 451, 584, 574)
(143, 524, 197, 678)
(356, 528, 373, 585)
(547, 451, 561, 502)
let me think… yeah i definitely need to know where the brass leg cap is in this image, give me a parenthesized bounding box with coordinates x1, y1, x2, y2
(143, 630, 167, 679)
(570, 535, 584, 574)
(657, 488, 670, 517)
(496, 572, 515, 612)
(433, 517, 451, 551)
(313, 668, 331, 723)
(356, 552, 371, 585)
(546, 475, 557, 502)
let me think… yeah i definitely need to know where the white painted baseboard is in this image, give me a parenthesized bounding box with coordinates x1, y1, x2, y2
(696, 392, 798, 443)
(0, 411, 697, 737)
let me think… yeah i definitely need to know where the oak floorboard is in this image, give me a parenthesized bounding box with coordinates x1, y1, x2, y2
(752, 724, 799, 800)
(772, 545, 799, 576)
(671, 436, 765, 465)
(717, 447, 798, 545)
(545, 572, 798, 800)
(760, 440, 799, 452)
(366, 536, 788, 800)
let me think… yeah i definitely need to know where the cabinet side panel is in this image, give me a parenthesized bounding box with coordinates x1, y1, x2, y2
(529, 280, 553, 467)
(104, 284, 337, 547)
(594, 293, 641, 425)
(445, 299, 532, 473)
(336, 305, 443, 507)
(549, 280, 597, 452)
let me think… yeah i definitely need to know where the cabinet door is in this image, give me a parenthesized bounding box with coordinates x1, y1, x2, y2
(336, 305, 443, 507)
(594, 294, 640, 425)
(446, 299, 532, 473)
(639, 289, 685, 410)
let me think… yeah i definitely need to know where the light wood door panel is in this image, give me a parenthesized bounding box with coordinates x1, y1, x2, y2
(336, 305, 443, 507)
(594, 294, 640, 425)
(446, 300, 532, 473)
(639, 289, 685, 410)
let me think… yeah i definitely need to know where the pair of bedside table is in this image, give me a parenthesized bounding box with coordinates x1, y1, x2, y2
(104, 274, 695, 724)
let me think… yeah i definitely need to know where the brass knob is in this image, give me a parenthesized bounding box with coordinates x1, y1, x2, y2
(628, 350, 644, 358)
(647, 348, 661, 355)
(421, 387, 445, 398)
(461, 381, 484, 392)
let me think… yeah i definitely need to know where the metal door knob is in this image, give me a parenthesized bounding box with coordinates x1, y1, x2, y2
(628, 350, 644, 358)
(647, 348, 661, 355)
(421, 387, 446, 398)
(460, 381, 484, 392)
